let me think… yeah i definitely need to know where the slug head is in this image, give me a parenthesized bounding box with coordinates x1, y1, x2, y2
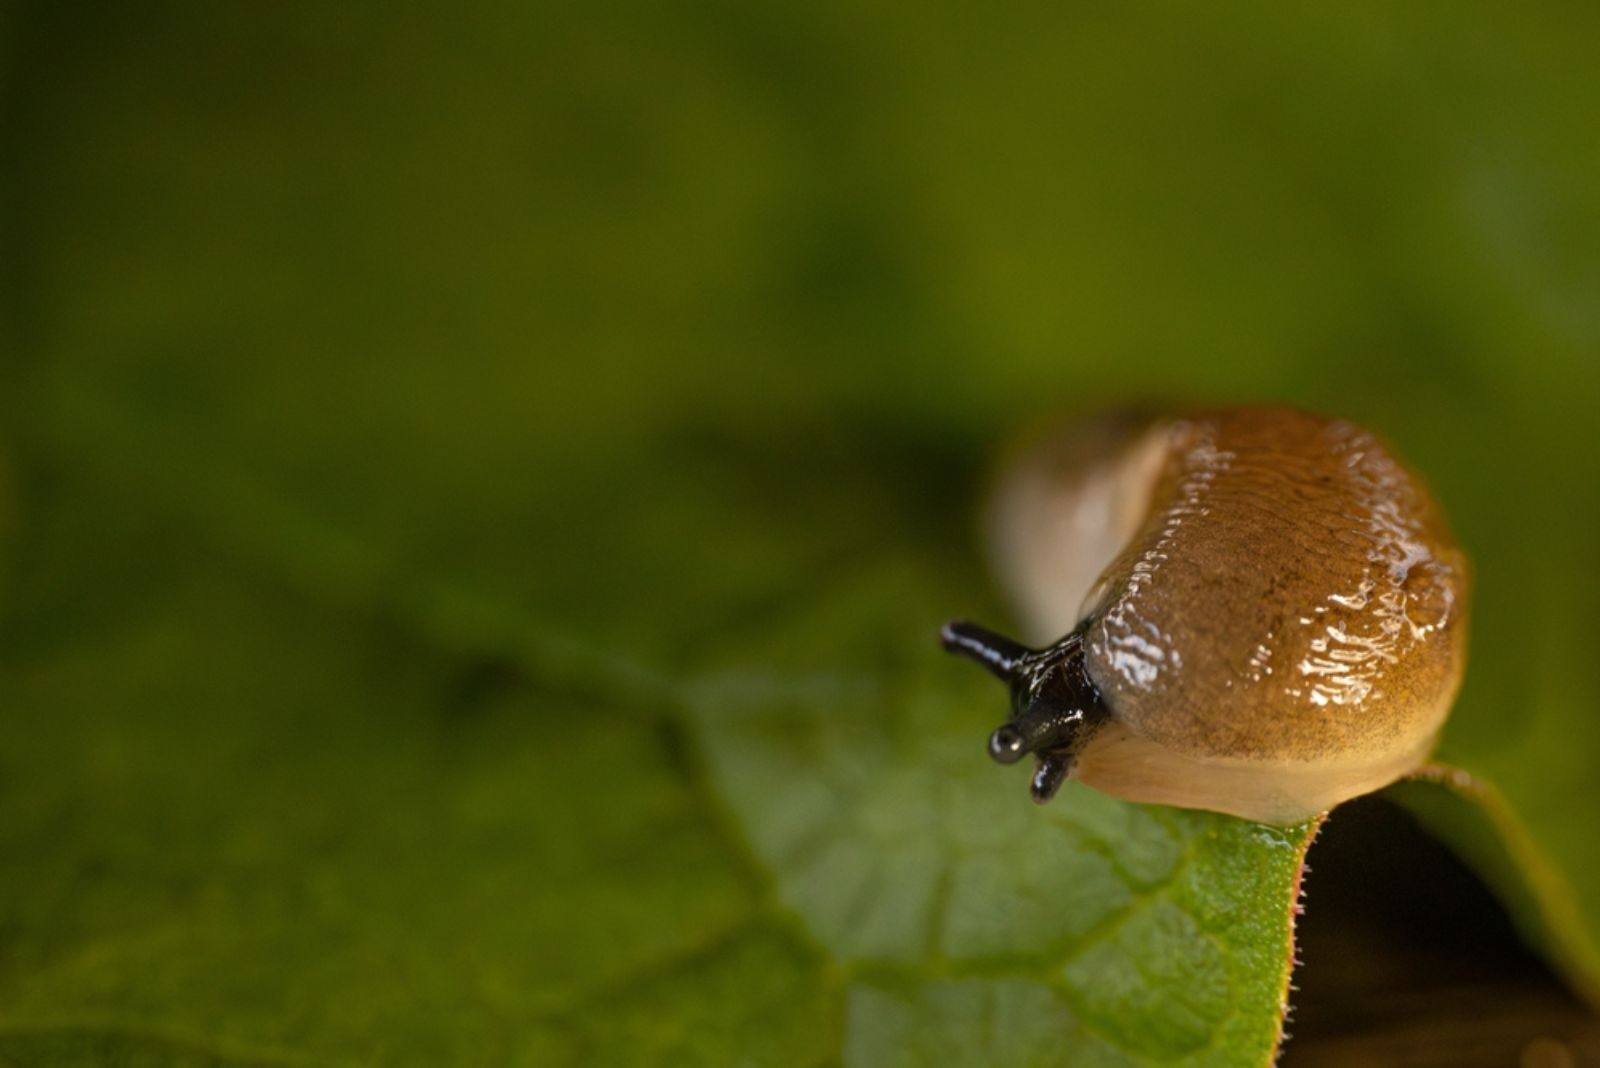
(940, 620, 1110, 803)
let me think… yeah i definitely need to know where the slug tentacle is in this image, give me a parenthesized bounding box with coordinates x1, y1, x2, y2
(1030, 753, 1074, 804)
(939, 621, 1028, 680)
(943, 619, 1110, 803)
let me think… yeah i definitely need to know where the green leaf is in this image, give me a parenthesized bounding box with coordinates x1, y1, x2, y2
(0, 472, 1315, 1066)
(1, 496, 830, 1066)
(686, 565, 1315, 1063)
(8, 3, 1600, 1066)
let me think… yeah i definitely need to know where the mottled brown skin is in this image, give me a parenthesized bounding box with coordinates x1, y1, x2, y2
(1084, 408, 1469, 763)
(942, 406, 1471, 821)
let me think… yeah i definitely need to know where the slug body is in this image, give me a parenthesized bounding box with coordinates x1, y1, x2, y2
(943, 407, 1470, 825)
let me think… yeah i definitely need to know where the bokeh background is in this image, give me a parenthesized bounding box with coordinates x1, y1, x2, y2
(6, 3, 1600, 1065)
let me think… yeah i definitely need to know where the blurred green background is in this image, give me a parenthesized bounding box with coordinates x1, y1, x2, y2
(6, 3, 1600, 1065)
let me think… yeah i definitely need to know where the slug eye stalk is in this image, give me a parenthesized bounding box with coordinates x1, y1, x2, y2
(941, 620, 1110, 803)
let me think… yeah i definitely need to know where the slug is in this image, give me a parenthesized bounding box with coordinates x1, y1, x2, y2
(941, 407, 1469, 825)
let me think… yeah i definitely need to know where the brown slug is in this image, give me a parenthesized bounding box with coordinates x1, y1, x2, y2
(941, 407, 1470, 824)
